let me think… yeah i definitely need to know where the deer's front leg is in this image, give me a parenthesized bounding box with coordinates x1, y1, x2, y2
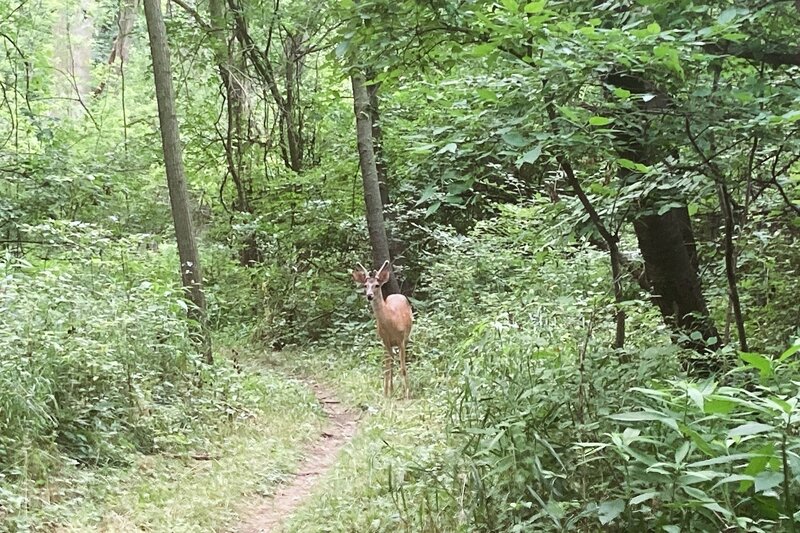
(383, 342, 393, 397)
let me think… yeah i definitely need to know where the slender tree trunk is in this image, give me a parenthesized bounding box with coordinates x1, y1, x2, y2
(367, 78, 409, 292)
(143, 0, 212, 362)
(547, 103, 626, 349)
(717, 181, 748, 351)
(93, 0, 139, 98)
(351, 71, 400, 295)
(52, 0, 95, 117)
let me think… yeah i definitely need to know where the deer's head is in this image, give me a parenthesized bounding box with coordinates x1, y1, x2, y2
(352, 260, 391, 302)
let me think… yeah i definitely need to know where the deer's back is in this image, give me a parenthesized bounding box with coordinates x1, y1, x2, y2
(376, 294, 413, 346)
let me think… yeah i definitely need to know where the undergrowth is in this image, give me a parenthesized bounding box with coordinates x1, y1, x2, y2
(270, 202, 800, 532)
(0, 224, 322, 531)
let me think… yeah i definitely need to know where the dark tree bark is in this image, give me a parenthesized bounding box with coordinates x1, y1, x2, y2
(367, 81, 389, 206)
(143, 0, 212, 362)
(607, 72, 720, 353)
(351, 71, 400, 295)
(633, 211, 719, 349)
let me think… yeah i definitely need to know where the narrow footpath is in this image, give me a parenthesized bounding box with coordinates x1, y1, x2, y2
(236, 381, 359, 533)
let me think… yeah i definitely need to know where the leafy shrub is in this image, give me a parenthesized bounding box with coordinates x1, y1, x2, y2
(0, 224, 260, 486)
(597, 343, 800, 532)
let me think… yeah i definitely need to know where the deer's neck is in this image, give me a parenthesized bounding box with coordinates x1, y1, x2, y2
(370, 286, 387, 318)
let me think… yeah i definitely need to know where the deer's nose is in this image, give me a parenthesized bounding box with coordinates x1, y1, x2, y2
(366, 293, 374, 301)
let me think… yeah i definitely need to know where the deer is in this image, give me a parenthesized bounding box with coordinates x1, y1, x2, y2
(352, 260, 413, 399)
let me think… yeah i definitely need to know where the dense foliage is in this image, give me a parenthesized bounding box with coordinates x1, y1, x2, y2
(0, 0, 797, 530)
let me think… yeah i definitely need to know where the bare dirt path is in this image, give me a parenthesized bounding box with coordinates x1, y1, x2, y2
(236, 381, 359, 533)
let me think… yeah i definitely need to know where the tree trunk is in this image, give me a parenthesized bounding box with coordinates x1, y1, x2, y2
(633, 211, 719, 351)
(52, 0, 94, 117)
(367, 81, 389, 206)
(93, 0, 139, 97)
(112, 0, 139, 64)
(143, 0, 212, 362)
(351, 71, 400, 295)
(607, 72, 720, 354)
(227, 0, 303, 173)
(367, 78, 409, 293)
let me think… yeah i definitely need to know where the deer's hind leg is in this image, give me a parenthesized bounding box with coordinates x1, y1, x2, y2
(399, 341, 410, 400)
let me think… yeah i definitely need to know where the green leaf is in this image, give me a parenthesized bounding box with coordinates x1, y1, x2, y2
(617, 158, 651, 173)
(703, 397, 736, 414)
(739, 352, 773, 378)
(609, 411, 679, 432)
(472, 43, 497, 57)
(501, 0, 519, 11)
(598, 499, 625, 525)
(717, 8, 737, 24)
(630, 492, 659, 505)
(334, 40, 350, 58)
(613, 87, 631, 99)
(502, 131, 528, 148)
(781, 110, 800, 122)
(689, 452, 757, 468)
(778, 342, 800, 362)
(418, 185, 437, 203)
(516, 145, 542, 167)
(424, 201, 441, 218)
(702, 502, 732, 517)
(712, 474, 755, 489)
(437, 142, 457, 155)
(687, 386, 704, 411)
(675, 441, 691, 464)
(728, 422, 774, 438)
(476, 88, 497, 101)
(524, 0, 547, 13)
(588, 116, 613, 126)
(754, 471, 782, 493)
(682, 485, 709, 500)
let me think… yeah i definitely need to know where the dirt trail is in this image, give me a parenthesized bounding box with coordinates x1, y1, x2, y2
(236, 381, 359, 533)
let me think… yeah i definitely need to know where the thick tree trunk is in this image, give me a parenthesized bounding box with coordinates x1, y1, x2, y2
(351, 71, 400, 295)
(143, 0, 212, 362)
(633, 211, 719, 350)
(607, 73, 720, 354)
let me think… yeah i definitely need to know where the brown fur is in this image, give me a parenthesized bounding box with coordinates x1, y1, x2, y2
(352, 262, 414, 398)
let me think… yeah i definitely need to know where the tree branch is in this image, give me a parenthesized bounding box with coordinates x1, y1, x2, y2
(172, 0, 211, 31)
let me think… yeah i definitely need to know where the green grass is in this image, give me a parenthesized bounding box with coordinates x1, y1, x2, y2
(267, 345, 467, 533)
(1, 363, 324, 533)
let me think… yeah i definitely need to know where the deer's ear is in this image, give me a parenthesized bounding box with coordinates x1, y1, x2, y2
(376, 264, 391, 285)
(352, 270, 367, 284)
